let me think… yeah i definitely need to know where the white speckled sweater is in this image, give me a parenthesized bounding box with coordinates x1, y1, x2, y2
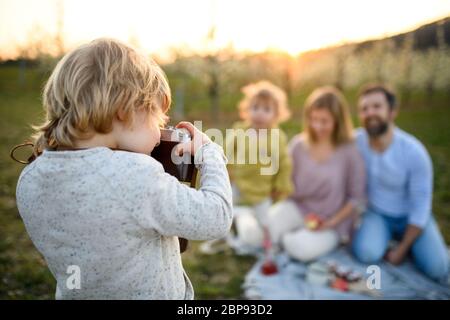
(15, 143, 233, 300)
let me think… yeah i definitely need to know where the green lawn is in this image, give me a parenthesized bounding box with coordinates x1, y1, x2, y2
(0, 66, 449, 299)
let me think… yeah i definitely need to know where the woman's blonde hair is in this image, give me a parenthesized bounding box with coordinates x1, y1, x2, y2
(238, 81, 290, 125)
(303, 86, 353, 145)
(32, 38, 171, 154)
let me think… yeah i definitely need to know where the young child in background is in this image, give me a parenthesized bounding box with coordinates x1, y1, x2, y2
(226, 81, 293, 249)
(15, 38, 233, 299)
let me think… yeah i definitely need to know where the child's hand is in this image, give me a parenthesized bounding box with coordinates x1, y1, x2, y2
(175, 122, 211, 156)
(270, 190, 282, 202)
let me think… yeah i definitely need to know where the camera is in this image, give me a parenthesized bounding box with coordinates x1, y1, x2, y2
(151, 126, 198, 186)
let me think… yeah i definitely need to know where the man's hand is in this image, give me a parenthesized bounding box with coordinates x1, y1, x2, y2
(270, 190, 282, 202)
(385, 246, 408, 265)
(385, 224, 422, 265)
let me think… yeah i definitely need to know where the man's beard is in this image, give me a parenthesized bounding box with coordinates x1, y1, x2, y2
(364, 116, 389, 138)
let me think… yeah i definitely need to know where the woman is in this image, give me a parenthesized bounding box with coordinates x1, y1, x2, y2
(267, 86, 366, 262)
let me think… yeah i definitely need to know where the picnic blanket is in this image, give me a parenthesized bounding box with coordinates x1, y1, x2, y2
(230, 239, 450, 300)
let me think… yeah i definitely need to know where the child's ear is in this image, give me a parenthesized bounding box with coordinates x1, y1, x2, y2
(116, 108, 127, 122)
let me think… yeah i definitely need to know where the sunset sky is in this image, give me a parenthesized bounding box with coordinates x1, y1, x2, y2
(1, 0, 449, 60)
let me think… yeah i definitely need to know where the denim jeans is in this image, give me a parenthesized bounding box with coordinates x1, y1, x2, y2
(352, 208, 449, 282)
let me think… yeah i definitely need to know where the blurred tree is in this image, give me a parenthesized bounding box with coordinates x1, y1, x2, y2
(173, 80, 186, 121)
(54, 0, 65, 57)
(399, 33, 415, 106)
(206, 51, 220, 122)
(425, 20, 447, 103)
(333, 44, 353, 90)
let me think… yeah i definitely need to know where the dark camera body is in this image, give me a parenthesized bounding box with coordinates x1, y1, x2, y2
(151, 140, 197, 184)
(151, 127, 197, 185)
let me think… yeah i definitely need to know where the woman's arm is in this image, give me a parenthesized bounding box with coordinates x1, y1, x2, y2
(319, 201, 354, 230)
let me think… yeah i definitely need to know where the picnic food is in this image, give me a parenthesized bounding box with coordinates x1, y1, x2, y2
(306, 262, 333, 285)
(331, 278, 349, 291)
(307, 261, 369, 294)
(261, 260, 278, 275)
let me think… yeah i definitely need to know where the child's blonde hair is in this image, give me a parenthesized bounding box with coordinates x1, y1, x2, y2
(303, 86, 353, 145)
(33, 38, 171, 154)
(238, 81, 290, 125)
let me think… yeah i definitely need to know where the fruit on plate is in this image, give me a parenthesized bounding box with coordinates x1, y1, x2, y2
(331, 277, 349, 292)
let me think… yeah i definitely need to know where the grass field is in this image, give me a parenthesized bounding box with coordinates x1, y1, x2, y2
(0, 66, 449, 299)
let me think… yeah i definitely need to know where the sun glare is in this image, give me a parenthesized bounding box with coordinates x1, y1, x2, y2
(0, 0, 449, 59)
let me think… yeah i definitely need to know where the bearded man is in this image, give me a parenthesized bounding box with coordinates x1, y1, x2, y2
(352, 84, 448, 282)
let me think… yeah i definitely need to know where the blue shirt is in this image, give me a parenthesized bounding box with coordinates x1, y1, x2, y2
(356, 127, 433, 228)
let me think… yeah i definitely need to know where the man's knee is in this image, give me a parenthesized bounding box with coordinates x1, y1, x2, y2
(352, 212, 389, 264)
(352, 237, 385, 264)
(417, 252, 449, 281)
(413, 218, 449, 281)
